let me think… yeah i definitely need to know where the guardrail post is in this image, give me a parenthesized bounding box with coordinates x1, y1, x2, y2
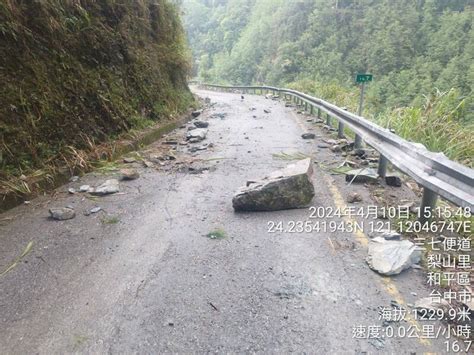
(419, 188, 438, 223)
(317, 108, 321, 119)
(377, 155, 388, 177)
(354, 135, 363, 148)
(305, 102, 308, 112)
(338, 121, 345, 138)
(310, 105, 314, 115)
(326, 113, 331, 126)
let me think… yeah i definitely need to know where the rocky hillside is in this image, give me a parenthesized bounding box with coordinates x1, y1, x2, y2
(0, 0, 192, 178)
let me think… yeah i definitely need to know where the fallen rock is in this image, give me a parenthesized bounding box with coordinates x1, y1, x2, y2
(317, 143, 330, 149)
(211, 113, 226, 119)
(353, 148, 367, 158)
(385, 174, 402, 187)
(49, 207, 76, 221)
(232, 158, 315, 211)
(120, 168, 139, 180)
(143, 160, 154, 168)
(90, 206, 102, 214)
(69, 176, 79, 182)
(264, 109, 271, 114)
(301, 133, 316, 139)
(191, 110, 202, 118)
(194, 120, 209, 128)
(79, 185, 91, 192)
(91, 179, 120, 196)
(68, 187, 76, 194)
(347, 192, 362, 203)
(331, 145, 342, 153)
(345, 168, 378, 183)
(186, 128, 207, 142)
(163, 140, 178, 145)
(366, 237, 421, 275)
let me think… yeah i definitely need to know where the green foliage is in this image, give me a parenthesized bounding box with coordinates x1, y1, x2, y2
(182, 0, 473, 165)
(377, 89, 474, 167)
(0, 0, 193, 178)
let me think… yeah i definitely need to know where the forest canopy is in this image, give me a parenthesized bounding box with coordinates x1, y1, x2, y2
(183, 0, 473, 110)
(182, 0, 473, 165)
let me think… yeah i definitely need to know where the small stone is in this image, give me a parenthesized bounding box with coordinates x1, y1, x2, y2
(264, 109, 271, 114)
(186, 128, 207, 142)
(68, 188, 76, 194)
(191, 110, 202, 118)
(143, 160, 154, 168)
(91, 179, 120, 195)
(162, 140, 178, 145)
(79, 185, 90, 192)
(385, 175, 402, 187)
(69, 176, 79, 182)
(301, 133, 316, 139)
(331, 145, 342, 153)
(353, 148, 367, 158)
(347, 192, 362, 203)
(120, 168, 140, 180)
(90, 206, 102, 214)
(193, 121, 209, 128)
(345, 168, 378, 183)
(49, 207, 76, 221)
(317, 143, 330, 149)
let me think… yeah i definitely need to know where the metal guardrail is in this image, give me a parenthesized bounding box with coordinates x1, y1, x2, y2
(198, 83, 474, 217)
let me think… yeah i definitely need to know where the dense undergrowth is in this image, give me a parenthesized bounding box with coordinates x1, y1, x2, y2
(0, 0, 193, 186)
(288, 79, 473, 167)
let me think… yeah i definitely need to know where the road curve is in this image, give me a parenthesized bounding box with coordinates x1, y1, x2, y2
(0, 88, 444, 353)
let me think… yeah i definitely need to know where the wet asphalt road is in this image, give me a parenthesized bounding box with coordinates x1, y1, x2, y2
(0, 88, 445, 353)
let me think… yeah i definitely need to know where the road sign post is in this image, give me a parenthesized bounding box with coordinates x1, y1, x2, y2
(354, 74, 372, 148)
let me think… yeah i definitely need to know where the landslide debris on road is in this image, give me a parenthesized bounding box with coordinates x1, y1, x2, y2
(232, 158, 315, 211)
(366, 237, 422, 275)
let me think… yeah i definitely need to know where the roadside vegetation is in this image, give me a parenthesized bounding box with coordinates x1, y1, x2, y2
(0, 0, 194, 199)
(182, 0, 473, 166)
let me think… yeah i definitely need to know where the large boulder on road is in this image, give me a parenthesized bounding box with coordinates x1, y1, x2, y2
(232, 158, 315, 211)
(186, 128, 207, 142)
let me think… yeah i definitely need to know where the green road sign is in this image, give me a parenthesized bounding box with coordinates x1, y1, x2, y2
(356, 74, 373, 83)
